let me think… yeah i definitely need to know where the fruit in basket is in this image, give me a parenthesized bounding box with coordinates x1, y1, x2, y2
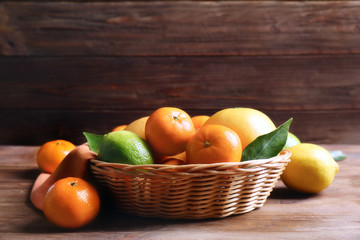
(30, 143, 97, 210)
(124, 116, 149, 139)
(163, 158, 187, 165)
(191, 115, 210, 130)
(156, 151, 187, 164)
(281, 143, 339, 194)
(145, 107, 195, 156)
(284, 132, 301, 149)
(37, 140, 76, 173)
(186, 124, 242, 164)
(98, 130, 154, 165)
(43, 177, 100, 229)
(204, 108, 276, 150)
(111, 125, 127, 132)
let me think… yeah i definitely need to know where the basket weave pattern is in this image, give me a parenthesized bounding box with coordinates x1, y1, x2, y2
(90, 150, 291, 219)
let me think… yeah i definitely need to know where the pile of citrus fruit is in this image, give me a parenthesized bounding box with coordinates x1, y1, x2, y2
(102, 107, 279, 166)
(31, 141, 99, 229)
(30, 106, 341, 229)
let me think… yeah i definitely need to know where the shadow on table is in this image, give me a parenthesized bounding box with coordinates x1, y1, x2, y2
(22, 188, 213, 234)
(270, 186, 315, 200)
(21, 176, 315, 233)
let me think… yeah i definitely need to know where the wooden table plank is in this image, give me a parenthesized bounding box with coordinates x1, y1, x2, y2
(0, 144, 359, 239)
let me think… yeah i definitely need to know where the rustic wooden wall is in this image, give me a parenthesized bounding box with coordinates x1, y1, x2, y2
(1, 1, 360, 145)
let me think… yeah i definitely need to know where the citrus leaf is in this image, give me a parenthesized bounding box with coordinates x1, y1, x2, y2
(83, 132, 103, 154)
(329, 150, 346, 161)
(241, 118, 293, 161)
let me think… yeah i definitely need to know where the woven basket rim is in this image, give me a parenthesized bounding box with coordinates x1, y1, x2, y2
(90, 149, 291, 170)
(88, 149, 291, 219)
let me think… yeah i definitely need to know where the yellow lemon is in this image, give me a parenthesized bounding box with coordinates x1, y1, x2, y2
(124, 116, 149, 139)
(281, 143, 339, 194)
(204, 108, 276, 150)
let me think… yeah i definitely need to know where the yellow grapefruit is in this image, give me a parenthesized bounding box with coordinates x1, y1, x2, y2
(204, 108, 276, 150)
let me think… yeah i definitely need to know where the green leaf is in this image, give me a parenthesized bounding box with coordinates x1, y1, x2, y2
(241, 118, 293, 161)
(83, 132, 103, 154)
(329, 150, 346, 161)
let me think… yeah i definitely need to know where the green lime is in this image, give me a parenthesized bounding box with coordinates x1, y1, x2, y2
(284, 132, 301, 149)
(98, 130, 154, 165)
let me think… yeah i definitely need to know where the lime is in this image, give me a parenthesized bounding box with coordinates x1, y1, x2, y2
(281, 143, 339, 193)
(98, 130, 154, 165)
(284, 132, 301, 149)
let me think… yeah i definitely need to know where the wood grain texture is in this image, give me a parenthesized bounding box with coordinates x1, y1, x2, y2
(1, 1, 360, 56)
(0, 144, 359, 239)
(1, 55, 360, 111)
(1, 55, 360, 145)
(1, 109, 359, 145)
(1, 1, 360, 145)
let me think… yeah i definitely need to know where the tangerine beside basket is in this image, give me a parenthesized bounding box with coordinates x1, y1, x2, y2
(89, 149, 291, 219)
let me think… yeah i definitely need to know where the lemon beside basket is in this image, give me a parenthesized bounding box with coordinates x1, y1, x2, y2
(89, 149, 291, 219)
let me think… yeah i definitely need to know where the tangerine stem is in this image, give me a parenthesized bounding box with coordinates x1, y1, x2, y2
(71, 181, 77, 187)
(204, 141, 211, 148)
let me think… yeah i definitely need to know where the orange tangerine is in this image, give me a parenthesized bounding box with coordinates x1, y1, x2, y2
(43, 177, 100, 229)
(186, 124, 242, 164)
(111, 125, 127, 132)
(145, 107, 195, 156)
(191, 115, 210, 130)
(37, 140, 76, 173)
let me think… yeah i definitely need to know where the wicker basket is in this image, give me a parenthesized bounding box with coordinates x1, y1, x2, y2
(89, 149, 291, 219)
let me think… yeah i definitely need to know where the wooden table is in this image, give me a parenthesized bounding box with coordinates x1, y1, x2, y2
(1, 144, 359, 239)
(2, 1, 360, 146)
